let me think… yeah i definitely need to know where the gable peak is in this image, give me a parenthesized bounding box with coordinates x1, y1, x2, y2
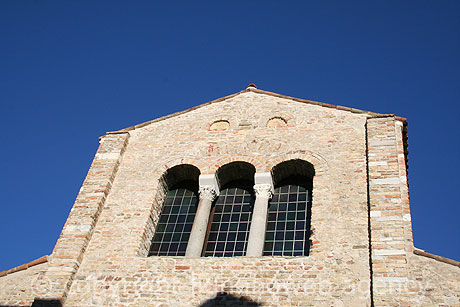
(106, 86, 406, 135)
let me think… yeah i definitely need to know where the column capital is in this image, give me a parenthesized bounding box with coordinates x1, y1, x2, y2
(254, 184, 274, 199)
(254, 172, 274, 199)
(198, 185, 218, 201)
(198, 174, 219, 201)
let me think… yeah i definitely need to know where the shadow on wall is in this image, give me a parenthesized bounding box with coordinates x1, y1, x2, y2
(26, 294, 259, 307)
(201, 292, 261, 306)
(30, 299, 62, 307)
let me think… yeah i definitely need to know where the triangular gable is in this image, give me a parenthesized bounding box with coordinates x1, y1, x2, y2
(107, 85, 406, 135)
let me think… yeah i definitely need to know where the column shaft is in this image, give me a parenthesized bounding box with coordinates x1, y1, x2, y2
(185, 174, 219, 257)
(185, 197, 213, 257)
(247, 173, 274, 257)
(246, 192, 271, 256)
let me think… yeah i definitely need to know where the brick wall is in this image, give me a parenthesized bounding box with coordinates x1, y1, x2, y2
(34, 133, 129, 304)
(367, 116, 413, 305)
(64, 92, 373, 306)
(0, 263, 48, 306)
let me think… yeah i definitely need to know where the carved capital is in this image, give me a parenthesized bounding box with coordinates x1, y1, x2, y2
(254, 184, 273, 199)
(199, 185, 218, 201)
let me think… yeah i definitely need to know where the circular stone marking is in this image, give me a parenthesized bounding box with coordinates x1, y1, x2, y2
(210, 120, 230, 130)
(267, 117, 287, 128)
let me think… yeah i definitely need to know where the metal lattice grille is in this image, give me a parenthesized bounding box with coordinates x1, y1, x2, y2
(148, 189, 198, 256)
(204, 188, 254, 257)
(263, 184, 310, 256)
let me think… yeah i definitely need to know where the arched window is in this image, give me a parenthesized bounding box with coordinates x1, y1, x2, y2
(148, 164, 200, 256)
(203, 162, 256, 257)
(263, 160, 314, 256)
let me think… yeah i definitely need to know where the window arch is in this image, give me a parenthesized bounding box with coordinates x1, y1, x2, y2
(148, 164, 200, 256)
(263, 159, 314, 256)
(203, 162, 256, 257)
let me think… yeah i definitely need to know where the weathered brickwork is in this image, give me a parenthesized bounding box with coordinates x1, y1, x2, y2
(407, 253, 460, 306)
(0, 263, 48, 306)
(1, 87, 458, 306)
(367, 116, 413, 306)
(65, 90, 372, 306)
(34, 133, 129, 303)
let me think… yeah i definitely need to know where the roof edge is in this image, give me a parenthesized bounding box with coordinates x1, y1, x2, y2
(414, 249, 460, 268)
(250, 87, 407, 121)
(0, 255, 49, 278)
(106, 86, 407, 135)
(107, 89, 249, 134)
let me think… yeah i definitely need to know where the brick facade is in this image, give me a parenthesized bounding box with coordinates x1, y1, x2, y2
(1, 87, 458, 306)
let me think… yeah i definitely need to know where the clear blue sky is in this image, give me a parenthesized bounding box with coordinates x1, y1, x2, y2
(1, 1, 459, 270)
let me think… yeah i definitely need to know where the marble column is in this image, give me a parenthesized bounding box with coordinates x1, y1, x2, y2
(185, 174, 219, 257)
(246, 172, 274, 257)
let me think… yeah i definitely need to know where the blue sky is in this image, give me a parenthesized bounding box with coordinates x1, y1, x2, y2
(0, 1, 458, 270)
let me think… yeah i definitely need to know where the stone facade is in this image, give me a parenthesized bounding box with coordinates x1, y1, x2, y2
(1, 86, 459, 306)
(0, 262, 48, 306)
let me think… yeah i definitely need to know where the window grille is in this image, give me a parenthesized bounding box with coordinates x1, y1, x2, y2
(263, 184, 310, 256)
(204, 187, 254, 257)
(148, 188, 198, 256)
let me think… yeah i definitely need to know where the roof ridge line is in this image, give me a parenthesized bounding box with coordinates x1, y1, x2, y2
(106, 89, 250, 135)
(0, 255, 49, 278)
(105, 87, 406, 135)
(414, 249, 460, 268)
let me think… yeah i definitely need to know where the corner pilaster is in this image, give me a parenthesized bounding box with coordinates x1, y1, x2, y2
(34, 133, 130, 305)
(367, 117, 412, 306)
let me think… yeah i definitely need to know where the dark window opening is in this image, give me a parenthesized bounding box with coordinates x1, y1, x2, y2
(148, 164, 200, 257)
(203, 186, 255, 257)
(263, 182, 311, 256)
(265, 159, 314, 257)
(148, 188, 198, 256)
